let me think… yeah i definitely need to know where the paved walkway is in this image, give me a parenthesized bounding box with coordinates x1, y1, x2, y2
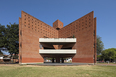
(0, 63, 116, 66)
(26, 63, 95, 66)
(37, 63, 88, 66)
(96, 64, 116, 66)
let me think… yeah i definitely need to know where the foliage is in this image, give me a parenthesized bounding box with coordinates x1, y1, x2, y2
(97, 35, 104, 55)
(0, 51, 3, 55)
(0, 24, 6, 55)
(0, 24, 6, 48)
(13, 54, 19, 59)
(101, 48, 116, 61)
(5, 23, 19, 56)
(0, 23, 19, 57)
(72, 35, 75, 38)
(97, 55, 102, 61)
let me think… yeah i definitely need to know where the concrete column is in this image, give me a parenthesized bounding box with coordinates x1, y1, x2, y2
(62, 58, 64, 63)
(56, 57, 60, 63)
(52, 58, 54, 63)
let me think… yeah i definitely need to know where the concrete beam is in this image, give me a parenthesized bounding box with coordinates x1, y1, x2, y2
(39, 38, 76, 43)
(39, 49, 76, 54)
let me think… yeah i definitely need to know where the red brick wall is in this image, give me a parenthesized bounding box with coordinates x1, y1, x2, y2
(53, 19, 63, 29)
(71, 11, 95, 63)
(94, 17, 97, 63)
(19, 17, 22, 63)
(19, 11, 59, 63)
(19, 11, 96, 63)
(58, 11, 96, 63)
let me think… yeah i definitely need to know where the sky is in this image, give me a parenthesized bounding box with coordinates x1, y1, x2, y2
(0, 0, 116, 54)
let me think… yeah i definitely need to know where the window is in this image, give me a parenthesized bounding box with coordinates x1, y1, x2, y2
(94, 30, 95, 36)
(20, 30, 22, 35)
(39, 44, 43, 49)
(20, 43, 22, 47)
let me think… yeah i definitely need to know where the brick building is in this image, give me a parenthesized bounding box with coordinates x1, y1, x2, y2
(19, 11, 97, 64)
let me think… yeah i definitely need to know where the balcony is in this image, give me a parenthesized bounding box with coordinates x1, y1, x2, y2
(39, 38, 76, 45)
(39, 49, 76, 54)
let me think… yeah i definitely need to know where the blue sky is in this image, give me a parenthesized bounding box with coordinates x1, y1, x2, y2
(0, 0, 116, 53)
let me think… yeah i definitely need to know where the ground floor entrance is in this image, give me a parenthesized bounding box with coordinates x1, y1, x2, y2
(44, 57, 64, 63)
(42, 54, 75, 63)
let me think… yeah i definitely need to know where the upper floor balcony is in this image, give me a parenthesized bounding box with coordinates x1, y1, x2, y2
(39, 38, 76, 45)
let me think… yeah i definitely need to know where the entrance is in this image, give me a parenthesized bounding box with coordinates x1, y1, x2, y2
(44, 57, 64, 63)
(44, 57, 72, 63)
(51, 58, 64, 63)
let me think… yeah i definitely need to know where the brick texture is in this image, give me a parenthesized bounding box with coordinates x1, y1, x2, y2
(19, 11, 96, 63)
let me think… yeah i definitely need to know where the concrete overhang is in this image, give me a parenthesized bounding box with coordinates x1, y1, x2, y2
(39, 38, 76, 44)
(39, 49, 76, 54)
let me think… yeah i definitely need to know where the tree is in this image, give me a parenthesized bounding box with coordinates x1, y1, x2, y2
(0, 24, 6, 48)
(101, 48, 116, 62)
(97, 35, 104, 55)
(97, 55, 102, 61)
(0, 24, 6, 55)
(0, 49, 3, 55)
(5, 23, 19, 58)
(0, 23, 19, 60)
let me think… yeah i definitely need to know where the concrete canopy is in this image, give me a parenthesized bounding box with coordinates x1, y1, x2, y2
(39, 38, 76, 45)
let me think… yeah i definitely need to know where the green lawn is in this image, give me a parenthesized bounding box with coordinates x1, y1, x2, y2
(0, 65, 116, 77)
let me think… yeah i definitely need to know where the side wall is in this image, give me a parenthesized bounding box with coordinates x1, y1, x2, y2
(19, 11, 58, 63)
(59, 11, 96, 63)
(94, 17, 97, 63)
(19, 17, 22, 63)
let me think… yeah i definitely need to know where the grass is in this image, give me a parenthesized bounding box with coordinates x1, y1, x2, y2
(0, 65, 116, 77)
